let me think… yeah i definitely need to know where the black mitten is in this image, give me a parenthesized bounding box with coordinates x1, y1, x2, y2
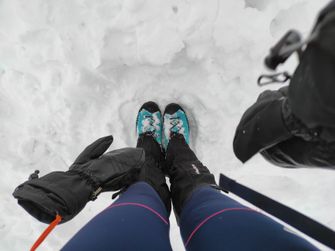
(13, 136, 145, 224)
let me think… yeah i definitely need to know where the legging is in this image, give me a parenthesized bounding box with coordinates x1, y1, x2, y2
(62, 182, 317, 251)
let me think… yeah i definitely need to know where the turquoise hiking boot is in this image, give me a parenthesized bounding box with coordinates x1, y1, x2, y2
(163, 103, 190, 151)
(136, 101, 163, 146)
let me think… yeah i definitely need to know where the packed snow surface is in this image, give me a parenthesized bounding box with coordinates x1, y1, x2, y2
(0, 0, 333, 250)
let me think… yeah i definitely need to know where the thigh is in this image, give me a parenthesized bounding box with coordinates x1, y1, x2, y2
(180, 187, 318, 251)
(62, 182, 172, 251)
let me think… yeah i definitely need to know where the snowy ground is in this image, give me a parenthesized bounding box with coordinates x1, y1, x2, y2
(1, 0, 334, 250)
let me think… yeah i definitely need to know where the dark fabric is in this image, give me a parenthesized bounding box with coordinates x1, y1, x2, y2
(13, 136, 145, 224)
(281, 98, 321, 142)
(233, 87, 335, 168)
(62, 182, 172, 251)
(289, 1, 335, 138)
(136, 134, 171, 213)
(261, 137, 335, 168)
(263, 92, 335, 169)
(180, 186, 318, 251)
(234, 87, 335, 168)
(234, 2, 335, 168)
(233, 88, 292, 163)
(165, 134, 217, 218)
(14, 172, 92, 224)
(219, 174, 335, 249)
(319, 1, 335, 23)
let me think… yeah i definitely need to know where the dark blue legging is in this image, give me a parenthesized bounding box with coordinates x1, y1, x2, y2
(62, 182, 318, 251)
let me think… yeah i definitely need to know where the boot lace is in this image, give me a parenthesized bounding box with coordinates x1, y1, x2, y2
(169, 116, 183, 135)
(143, 114, 158, 137)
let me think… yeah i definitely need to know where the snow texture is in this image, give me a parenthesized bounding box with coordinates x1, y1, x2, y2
(0, 0, 334, 250)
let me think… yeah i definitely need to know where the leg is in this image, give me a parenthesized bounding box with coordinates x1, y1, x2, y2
(163, 103, 218, 219)
(166, 137, 318, 251)
(179, 186, 318, 251)
(166, 139, 318, 250)
(166, 134, 217, 218)
(136, 101, 171, 212)
(163, 103, 317, 250)
(63, 101, 172, 250)
(62, 182, 172, 251)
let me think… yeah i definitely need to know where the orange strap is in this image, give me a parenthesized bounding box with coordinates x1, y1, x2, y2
(30, 215, 62, 251)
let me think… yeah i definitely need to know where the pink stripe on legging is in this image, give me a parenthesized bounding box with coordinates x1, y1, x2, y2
(185, 207, 258, 247)
(107, 202, 169, 225)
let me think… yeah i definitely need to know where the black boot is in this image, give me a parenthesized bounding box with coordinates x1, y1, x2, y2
(136, 134, 171, 213)
(162, 103, 218, 221)
(136, 101, 171, 213)
(166, 135, 218, 220)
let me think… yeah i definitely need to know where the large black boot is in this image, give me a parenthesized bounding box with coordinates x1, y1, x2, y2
(13, 136, 145, 224)
(136, 134, 171, 213)
(166, 134, 218, 220)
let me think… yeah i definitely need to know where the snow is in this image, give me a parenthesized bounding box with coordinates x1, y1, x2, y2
(0, 0, 334, 250)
